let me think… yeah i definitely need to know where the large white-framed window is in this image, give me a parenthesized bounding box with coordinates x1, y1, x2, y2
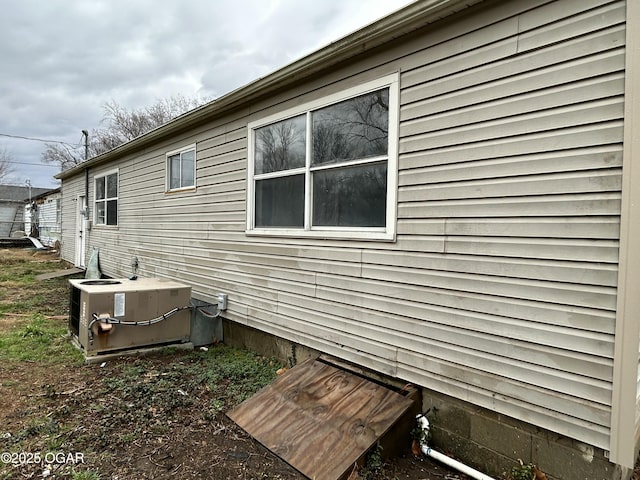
(94, 170, 118, 226)
(247, 73, 399, 240)
(166, 144, 196, 192)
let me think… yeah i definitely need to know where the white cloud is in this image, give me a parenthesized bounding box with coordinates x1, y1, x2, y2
(0, 0, 413, 187)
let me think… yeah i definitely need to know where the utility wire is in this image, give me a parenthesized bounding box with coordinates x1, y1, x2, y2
(7, 160, 60, 167)
(0, 132, 79, 147)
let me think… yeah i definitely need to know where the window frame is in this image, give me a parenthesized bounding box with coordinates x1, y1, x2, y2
(94, 169, 119, 227)
(246, 73, 399, 241)
(166, 144, 197, 193)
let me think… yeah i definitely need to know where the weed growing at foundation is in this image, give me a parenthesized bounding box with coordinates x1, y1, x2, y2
(196, 345, 281, 405)
(507, 460, 535, 480)
(360, 443, 384, 480)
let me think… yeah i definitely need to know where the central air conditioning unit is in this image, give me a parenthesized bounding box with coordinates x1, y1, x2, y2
(69, 277, 192, 357)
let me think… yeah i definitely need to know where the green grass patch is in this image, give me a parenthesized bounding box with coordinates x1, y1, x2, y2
(196, 344, 281, 406)
(0, 314, 83, 364)
(71, 470, 102, 480)
(0, 250, 63, 280)
(7, 416, 61, 448)
(0, 250, 80, 316)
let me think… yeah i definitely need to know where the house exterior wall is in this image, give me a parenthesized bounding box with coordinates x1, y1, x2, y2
(37, 192, 61, 247)
(0, 202, 22, 237)
(0, 186, 52, 237)
(392, 0, 624, 455)
(59, 0, 632, 475)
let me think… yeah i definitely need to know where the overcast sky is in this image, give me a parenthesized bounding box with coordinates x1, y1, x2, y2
(0, 0, 414, 189)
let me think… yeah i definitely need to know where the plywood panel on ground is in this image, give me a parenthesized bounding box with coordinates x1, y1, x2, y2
(35, 267, 84, 281)
(227, 359, 414, 480)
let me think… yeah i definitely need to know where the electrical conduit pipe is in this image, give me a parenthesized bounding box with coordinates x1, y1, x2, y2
(416, 414, 497, 480)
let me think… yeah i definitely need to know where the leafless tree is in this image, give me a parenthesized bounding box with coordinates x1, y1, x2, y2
(313, 89, 388, 165)
(42, 94, 210, 171)
(256, 118, 306, 173)
(0, 146, 15, 183)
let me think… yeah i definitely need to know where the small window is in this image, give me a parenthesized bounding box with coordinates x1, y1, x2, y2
(247, 74, 398, 240)
(95, 171, 118, 226)
(167, 145, 196, 191)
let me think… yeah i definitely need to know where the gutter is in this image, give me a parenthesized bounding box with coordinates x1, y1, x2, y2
(56, 0, 480, 181)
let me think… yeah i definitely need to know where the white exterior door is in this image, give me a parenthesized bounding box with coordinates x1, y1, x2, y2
(75, 195, 86, 268)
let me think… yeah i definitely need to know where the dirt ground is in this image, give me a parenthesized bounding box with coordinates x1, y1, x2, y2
(1, 354, 464, 480)
(0, 248, 471, 480)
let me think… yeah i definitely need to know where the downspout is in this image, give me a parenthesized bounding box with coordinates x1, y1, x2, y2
(83, 129, 90, 222)
(416, 415, 496, 480)
(84, 167, 89, 219)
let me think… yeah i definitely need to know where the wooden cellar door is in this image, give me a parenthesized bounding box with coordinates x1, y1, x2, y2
(227, 358, 415, 480)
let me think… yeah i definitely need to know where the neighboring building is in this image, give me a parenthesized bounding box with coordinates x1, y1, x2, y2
(29, 188, 62, 248)
(0, 185, 51, 237)
(55, 1, 640, 478)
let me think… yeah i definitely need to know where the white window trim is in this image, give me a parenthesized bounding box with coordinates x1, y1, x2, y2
(94, 169, 119, 227)
(246, 73, 399, 241)
(166, 144, 197, 193)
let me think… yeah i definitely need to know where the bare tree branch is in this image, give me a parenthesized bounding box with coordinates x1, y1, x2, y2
(41, 94, 210, 171)
(0, 146, 15, 182)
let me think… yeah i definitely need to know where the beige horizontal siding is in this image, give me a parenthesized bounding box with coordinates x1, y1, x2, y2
(277, 291, 612, 376)
(60, 0, 626, 453)
(400, 122, 623, 160)
(314, 274, 614, 335)
(404, 98, 623, 151)
(396, 353, 611, 449)
(400, 170, 621, 201)
(398, 194, 621, 220)
(391, 0, 624, 451)
(401, 146, 622, 184)
(402, 21, 625, 97)
(364, 250, 618, 285)
(397, 217, 620, 239)
(362, 264, 616, 310)
(403, 73, 624, 135)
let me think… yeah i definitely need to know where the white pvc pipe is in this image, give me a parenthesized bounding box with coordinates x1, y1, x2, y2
(416, 415, 497, 480)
